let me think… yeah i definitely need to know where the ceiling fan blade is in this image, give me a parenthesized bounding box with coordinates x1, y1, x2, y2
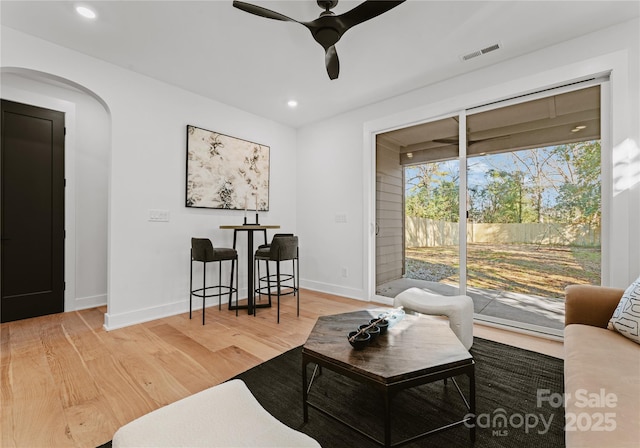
(339, 0, 406, 30)
(232, 1, 298, 23)
(433, 138, 460, 145)
(325, 46, 340, 80)
(433, 135, 511, 147)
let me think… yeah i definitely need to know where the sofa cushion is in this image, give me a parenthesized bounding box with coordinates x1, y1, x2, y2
(608, 276, 640, 344)
(564, 324, 640, 447)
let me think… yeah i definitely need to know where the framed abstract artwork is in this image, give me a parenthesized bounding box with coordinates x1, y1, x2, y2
(186, 125, 270, 210)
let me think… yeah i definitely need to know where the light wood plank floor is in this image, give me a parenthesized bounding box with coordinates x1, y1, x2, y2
(1, 290, 563, 448)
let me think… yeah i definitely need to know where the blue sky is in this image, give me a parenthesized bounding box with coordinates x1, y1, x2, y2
(404, 147, 570, 208)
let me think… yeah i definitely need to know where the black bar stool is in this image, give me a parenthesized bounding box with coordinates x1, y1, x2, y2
(190, 238, 238, 324)
(254, 235, 299, 323)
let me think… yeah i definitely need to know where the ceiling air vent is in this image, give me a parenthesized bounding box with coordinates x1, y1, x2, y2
(460, 42, 502, 61)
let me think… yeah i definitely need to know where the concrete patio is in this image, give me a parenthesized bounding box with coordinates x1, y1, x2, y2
(376, 278, 565, 334)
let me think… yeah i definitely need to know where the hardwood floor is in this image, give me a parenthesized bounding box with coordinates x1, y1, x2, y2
(0, 290, 563, 448)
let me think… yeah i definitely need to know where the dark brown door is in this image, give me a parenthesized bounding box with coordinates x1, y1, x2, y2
(1, 99, 65, 323)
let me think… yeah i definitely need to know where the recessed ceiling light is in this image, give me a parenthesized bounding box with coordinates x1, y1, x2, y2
(76, 6, 97, 19)
(287, 100, 298, 108)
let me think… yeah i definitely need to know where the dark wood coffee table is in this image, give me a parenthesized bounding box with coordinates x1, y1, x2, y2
(302, 309, 475, 447)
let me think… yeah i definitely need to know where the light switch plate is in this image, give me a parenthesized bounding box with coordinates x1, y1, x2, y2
(149, 209, 170, 222)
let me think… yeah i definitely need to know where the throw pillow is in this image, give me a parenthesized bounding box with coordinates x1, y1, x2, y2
(608, 276, 640, 344)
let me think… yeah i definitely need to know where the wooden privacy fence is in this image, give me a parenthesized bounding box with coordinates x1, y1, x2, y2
(405, 217, 600, 247)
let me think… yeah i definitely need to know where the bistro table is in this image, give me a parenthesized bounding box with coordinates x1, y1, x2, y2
(219, 224, 280, 315)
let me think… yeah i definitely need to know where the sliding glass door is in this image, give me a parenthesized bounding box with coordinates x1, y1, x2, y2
(404, 157, 461, 296)
(465, 85, 601, 332)
(374, 82, 604, 335)
(376, 116, 460, 298)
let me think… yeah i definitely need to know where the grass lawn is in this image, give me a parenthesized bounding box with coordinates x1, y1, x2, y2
(406, 243, 601, 298)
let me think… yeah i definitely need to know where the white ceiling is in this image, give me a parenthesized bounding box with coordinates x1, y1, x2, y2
(1, 1, 638, 128)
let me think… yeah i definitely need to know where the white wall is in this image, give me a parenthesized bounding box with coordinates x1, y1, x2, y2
(2, 17, 638, 328)
(1, 27, 298, 329)
(1, 72, 110, 311)
(297, 18, 640, 301)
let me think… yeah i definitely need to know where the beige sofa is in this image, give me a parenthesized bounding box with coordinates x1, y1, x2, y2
(564, 285, 640, 448)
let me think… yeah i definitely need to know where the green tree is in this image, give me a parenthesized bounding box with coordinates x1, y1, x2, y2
(405, 162, 459, 221)
(552, 141, 601, 225)
(480, 170, 536, 223)
(426, 179, 459, 221)
(509, 148, 558, 223)
(408, 140, 600, 227)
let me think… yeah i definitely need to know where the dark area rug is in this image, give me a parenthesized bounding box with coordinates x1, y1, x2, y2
(234, 337, 565, 448)
(97, 337, 564, 448)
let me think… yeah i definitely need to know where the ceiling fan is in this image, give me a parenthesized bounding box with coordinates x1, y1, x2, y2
(232, 0, 406, 80)
(433, 133, 511, 148)
(432, 118, 509, 147)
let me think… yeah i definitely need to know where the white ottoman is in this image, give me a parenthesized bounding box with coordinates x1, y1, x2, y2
(112, 379, 320, 448)
(394, 287, 474, 350)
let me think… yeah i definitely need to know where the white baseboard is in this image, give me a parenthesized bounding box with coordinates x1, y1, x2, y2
(103, 295, 239, 330)
(300, 279, 367, 302)
(371, 295, 394, 306)
(74, 294, 107, 311)
(104, 300, 182, 330)
(104, 283, 367, 331)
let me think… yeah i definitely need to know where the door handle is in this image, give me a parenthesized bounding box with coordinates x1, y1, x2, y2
(375, 222, 380, 236)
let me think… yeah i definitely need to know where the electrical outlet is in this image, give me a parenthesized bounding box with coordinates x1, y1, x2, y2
(149, 209, 170, 222)
(341, 267, 348, 278)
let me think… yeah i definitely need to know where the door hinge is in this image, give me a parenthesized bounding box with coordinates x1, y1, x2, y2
(64, 127, 67, 135)
(64, 281, 66, 291)
(64, 178, 67, 187)
(64, 230, 66, 239)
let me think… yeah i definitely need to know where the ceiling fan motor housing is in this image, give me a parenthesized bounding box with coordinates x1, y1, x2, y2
(318, 0, 339, 11)
(313, 21, 343, 48)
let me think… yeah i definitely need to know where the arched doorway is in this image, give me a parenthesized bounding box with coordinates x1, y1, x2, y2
(1, 67, 111, 319)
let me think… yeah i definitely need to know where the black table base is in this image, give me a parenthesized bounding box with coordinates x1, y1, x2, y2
(302, 354, 476, 447)
(228, 226, 269, 315)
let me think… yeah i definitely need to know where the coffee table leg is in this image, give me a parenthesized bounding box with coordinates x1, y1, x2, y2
(470, 367, 476, 444)
(302, 358, 309, 422)
(384, 391, 391, 447)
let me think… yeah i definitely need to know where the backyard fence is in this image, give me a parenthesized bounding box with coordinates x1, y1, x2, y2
(405, 217, 600, 247)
